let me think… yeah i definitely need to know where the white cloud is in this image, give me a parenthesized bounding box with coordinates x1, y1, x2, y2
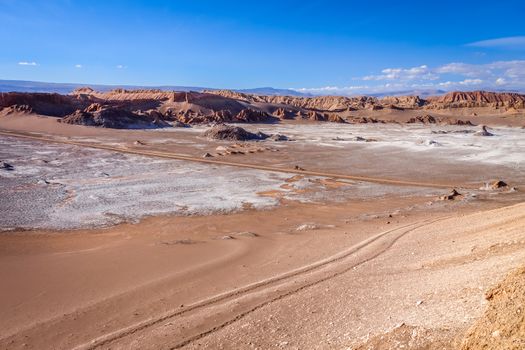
(436, 60, 525, 80)
(75, 64, 82, 68)
(295, 60, 525, 96)
(438, 79, 483, 88)
(467, 36, 525, 50)
(18, 61, 38, 66)
(116, 64, 127, 69)
(495, 78, 507, 86)
(362, 65, 438, 81)
(460, 79, 483, 85)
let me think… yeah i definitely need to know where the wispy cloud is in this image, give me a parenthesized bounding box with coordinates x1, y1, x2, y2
(467, 36, 525, 50)
(75, 64, 82, 68)
(116, 64, 127, 69)
(18, 61, 38, 66)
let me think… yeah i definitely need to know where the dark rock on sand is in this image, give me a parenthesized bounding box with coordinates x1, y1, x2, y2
(439, 189, 462, 200)
(407, 114, 437, 124)
(203, 124, 266, 141)
(268, 134, 290, 141)
(1, 161, 14, 170)
(491, 180, 508, 189)
(474, 125, 494, 136)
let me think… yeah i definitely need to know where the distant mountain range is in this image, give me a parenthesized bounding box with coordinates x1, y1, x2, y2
(1, 79, 523, 98)
(0, 79, 309, 97)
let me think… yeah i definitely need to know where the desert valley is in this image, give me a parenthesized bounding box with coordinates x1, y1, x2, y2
(1, 86, 524, 349)
(3, 1, 525, 348)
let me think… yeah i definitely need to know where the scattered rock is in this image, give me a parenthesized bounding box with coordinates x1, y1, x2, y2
(219, 235, 235, 240)
(432, 129, 475, 134)
(294, 165, 305, 171)
(332, 136, 351, 141)
(351, 136, 377, 142)
(160, 239, 200, 245)
(295, 223, 320, 231)
(439, 189, 462, 201)
(233, 231, 259, 238)
(202, 152, 213, 158)
(327, 114, 346, 123)
(172, 121, 190, 127)
(407, 114, 437, 124)
(491, 180, 508, 189)
(134, 140, 145, 145)
(446, 118, 475, 126)
(348, 116, 385, 124)
(474, 125, 494, 136)
(418, 139, 442, 147)
(1, 161, 14, 170)
(268, 134, 290, 141)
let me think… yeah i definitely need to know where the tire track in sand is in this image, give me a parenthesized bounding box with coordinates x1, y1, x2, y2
(71, 216, 449, 350)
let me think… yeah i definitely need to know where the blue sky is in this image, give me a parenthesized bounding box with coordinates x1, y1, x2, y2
(1, 0, 525, 94)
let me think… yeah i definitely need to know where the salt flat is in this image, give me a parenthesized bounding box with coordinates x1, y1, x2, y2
(0, 135, 439, 230)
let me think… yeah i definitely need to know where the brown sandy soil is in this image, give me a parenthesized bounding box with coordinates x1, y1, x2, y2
(1, 198, 524, 349)
(460, 267, 525, 350)
(1, 112, 524, 349)
(0, 196, 428, 349)
(172, 202, 525, 350)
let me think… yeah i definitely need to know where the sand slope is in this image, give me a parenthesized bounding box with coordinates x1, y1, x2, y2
(1, 202, 524, 349)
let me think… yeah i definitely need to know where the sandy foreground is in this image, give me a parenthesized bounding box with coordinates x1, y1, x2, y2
(1, 115, 525, 349)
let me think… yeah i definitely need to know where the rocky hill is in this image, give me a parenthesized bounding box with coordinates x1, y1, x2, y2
(426, 91, 525, 109)
(1, 89, 523, 129)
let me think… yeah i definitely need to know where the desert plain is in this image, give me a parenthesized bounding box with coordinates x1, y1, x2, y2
(1, 89, 525, 349)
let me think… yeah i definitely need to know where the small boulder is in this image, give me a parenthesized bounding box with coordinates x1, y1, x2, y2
(491, 180, 508, 189)
(268, 134, 290, 141)
(203, 124, 265, 141)
(474, 125, 494, 136)
(1, 161, 14, 171)
(439, 189, 462, 201)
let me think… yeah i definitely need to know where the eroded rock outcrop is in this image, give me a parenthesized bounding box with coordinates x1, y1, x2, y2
(61, 103, 168, 129)
(426, 91, 525, 109)
(407, 114, 438, 124)
(203, 124, 267, 141)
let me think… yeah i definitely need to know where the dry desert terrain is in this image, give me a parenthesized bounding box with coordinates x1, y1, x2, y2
(1, 89, 524, 349)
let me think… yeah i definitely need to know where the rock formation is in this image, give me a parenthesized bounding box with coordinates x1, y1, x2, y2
(426, 91, 525, 109)
(203, 124, 267, 141)
(1, 89, 523, 128)
(61, 103, 168, 129)
(407, 114, 437, 124)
